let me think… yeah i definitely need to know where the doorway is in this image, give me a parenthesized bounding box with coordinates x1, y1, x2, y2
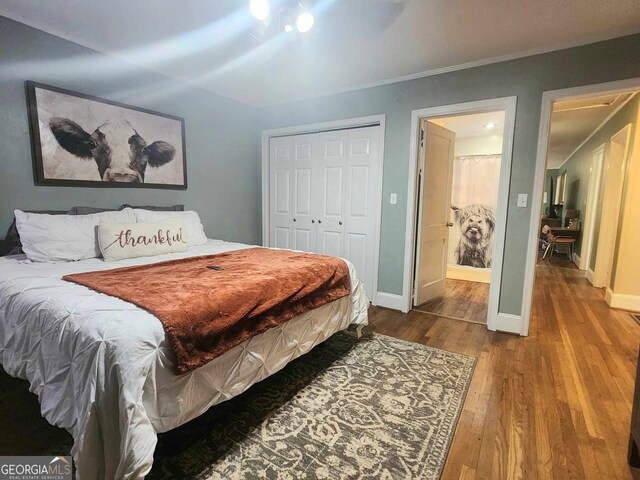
(414, 112, 506, 324)
(403, 97, 517, 331)
(524, 80, 640, 335)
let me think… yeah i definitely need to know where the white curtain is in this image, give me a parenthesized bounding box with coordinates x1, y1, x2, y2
(448, 155, 501, 265)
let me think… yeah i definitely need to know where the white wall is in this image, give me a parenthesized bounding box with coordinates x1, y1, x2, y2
(454, 135, 503, 157)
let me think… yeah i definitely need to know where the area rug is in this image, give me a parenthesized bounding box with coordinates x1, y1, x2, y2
(148, 331, 476, 480)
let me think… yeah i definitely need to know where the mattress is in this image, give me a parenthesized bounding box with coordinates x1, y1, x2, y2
(0, 239, 369, 479)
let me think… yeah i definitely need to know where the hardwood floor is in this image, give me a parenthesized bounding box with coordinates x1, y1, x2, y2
(537, 251, 580, 270)
(0, 263, 638, 479)
(371, 262, 640, 479)
(415, 278, 489, 324)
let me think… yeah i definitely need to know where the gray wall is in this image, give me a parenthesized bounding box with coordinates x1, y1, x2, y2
(259, 33, 640, 316)
(0, 16, 262, 245)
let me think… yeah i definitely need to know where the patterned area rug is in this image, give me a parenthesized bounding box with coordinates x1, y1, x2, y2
(149, 331, 476, 480)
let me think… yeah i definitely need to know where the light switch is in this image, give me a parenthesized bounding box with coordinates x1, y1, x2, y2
(390, 193, 398, 205)
(517, 193, 528, 208)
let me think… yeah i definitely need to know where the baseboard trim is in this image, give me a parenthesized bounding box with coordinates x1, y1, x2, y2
(572, 252, 581, 269)
(493, 312, 524, 335)
(586, 269, 595, 285)
(606, 288, 640, 312)
(446, 265, 491, 284)
(375, 292, 407, 312)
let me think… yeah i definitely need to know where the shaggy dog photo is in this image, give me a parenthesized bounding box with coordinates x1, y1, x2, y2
(451, 204, 496, 268)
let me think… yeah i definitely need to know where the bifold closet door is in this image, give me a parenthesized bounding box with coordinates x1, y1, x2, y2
(269, 134, 317, 252)
(315, 130, 347, 258)
(315, 127, 380, 299)
(269, 126, 381, 300)
(269, 136, 292, 249)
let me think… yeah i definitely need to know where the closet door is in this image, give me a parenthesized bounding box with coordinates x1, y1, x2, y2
(269, 136, 293, 249)
(343, 127, 380, 300)
(269, 126, 381, 301)
(315, 130, 347, 258)
(290, 134, 316, 252)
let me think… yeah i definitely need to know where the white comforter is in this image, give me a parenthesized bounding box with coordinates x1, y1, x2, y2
(0, 240, 369, 479)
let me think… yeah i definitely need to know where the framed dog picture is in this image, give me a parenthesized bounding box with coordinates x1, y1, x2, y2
(26, 81, 187, 189)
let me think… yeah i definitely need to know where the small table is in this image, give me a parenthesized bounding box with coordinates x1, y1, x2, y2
(549, 226, 580, 239)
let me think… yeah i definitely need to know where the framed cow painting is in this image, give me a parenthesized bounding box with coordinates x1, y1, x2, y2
(26, 81, 187, 189)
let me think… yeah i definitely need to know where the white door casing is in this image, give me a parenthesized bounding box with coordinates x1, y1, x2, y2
(414, 121, 456, 306)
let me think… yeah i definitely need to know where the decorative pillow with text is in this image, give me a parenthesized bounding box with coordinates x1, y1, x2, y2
(98, 218, 188, 262)
(132, 209, 208, 246)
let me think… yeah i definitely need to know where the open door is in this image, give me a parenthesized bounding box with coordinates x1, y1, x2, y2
(414, 121, 456, 306)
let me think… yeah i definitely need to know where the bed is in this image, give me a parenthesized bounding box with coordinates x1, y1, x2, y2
(0, 238, 369, 479)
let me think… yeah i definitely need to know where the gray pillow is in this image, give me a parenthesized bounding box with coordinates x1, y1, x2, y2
(119, 204, 184, 211)
(0, 239, 13, 257)
(68, 206, 119, 215)
(3, 210, 68, 256)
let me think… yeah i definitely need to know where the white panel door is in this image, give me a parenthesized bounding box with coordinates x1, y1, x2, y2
(315, 130, 347, 259)
(291, 134, 316, 252)
(269, 136, 292, 249)
(414, 121, 456, 306)
(342, 127, 380, 300)
(268, 125, 382, 301)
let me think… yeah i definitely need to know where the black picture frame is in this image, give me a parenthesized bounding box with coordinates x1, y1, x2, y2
(26, 81, 188, 190)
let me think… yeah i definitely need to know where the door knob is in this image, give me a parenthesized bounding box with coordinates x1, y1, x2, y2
(312, 219, 315, 223)
(446, 222, 454, 227)
(339, 221, 343, 225)
(318, 220, 322, 224)
(293, 218, 296, 222)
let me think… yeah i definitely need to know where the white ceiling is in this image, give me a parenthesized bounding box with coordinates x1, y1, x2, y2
(546, 92, 636, 169)
(430, 111, 505, 138)
(2, 0, 640, 106)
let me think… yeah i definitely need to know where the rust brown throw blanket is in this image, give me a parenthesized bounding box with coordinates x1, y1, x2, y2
(63, 247, 351, 374)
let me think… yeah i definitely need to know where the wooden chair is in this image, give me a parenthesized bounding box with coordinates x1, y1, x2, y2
(542, 229, 575, 260)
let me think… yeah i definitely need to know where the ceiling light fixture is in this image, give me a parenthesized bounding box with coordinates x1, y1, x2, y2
(281, 11, 294, 32)
(295, 11, 314, 33)
(249, 0, 270, 21)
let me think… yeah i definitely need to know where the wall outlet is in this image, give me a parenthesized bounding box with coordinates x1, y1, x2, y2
(517, 193, 528, 208)
(390, 193, 397, 205)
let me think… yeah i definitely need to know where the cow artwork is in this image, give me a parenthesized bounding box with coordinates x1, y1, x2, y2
(49, 118, 176, 183)
(27, 82, 187, 189)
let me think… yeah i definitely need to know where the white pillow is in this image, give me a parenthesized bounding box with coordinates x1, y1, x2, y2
(14, 208, 136, 263)
(98, 218, 188, 262)
(132, 209, 207, 246)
